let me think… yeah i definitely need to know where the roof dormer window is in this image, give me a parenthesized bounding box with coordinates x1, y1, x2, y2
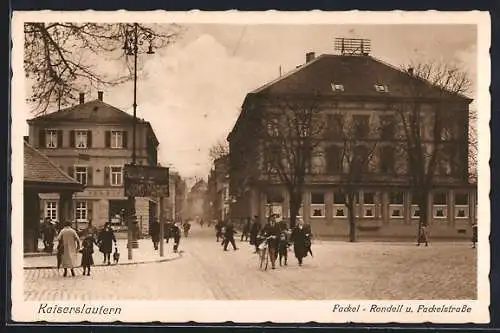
(374, 84, 389, 93)
(331, 83, 345, 92)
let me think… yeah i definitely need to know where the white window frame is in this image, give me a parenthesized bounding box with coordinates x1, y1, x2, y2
(267, 120, 280, 137)
(333, 205, 347, 218)
(374, 84, 389, 93)
(74, 165, 88, 185)
(111, 131, 123, 149)
(331, 83, 345, 92)
(389, 191, 404, 219)
(389, 206, 404, 218)
(433, 205, 448, 219)
(455, 206, 469, 219)
(46, 129, 58, 148)
(110, 165, 123, 186)
(363, 205, 376, 218)
(45, 201, 58, 221)
(454, 192, 469, 219)
(411, 204, 421, 219)
(75, 129, 88, 149)
(310, 192, 326, 218)
(75, 200, 88, 222)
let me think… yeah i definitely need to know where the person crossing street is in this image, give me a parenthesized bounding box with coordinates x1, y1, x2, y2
(223, 221, 238, 251)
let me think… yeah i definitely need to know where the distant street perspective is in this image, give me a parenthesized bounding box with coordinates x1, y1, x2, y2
(24, 223, 476, 301)
(20, 22, 479, 303)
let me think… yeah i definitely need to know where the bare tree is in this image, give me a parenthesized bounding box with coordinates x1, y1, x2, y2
(325, 113, 379, 242)
(395, 61, 472, 238)
(208, 139, 230, 163)
(261, 95, 324, 228)
(24, 22, 182, 114)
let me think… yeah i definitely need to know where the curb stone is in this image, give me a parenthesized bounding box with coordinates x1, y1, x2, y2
(24, 252, 183, 270)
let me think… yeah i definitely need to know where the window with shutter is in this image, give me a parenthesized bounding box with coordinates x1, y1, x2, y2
(57, 130, 63, 147)
(104, 166, 110, 185)
(70, 130, 75, 148)
(105, 131, 111, 148)
(87, 131, 92, 148)
(87, 201, 93, 222)
(122, 131, 128, 148)
(38, 129, 46, 148)
(87, 167, 93, 185)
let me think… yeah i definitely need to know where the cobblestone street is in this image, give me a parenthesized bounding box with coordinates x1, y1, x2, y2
(24, 224, 477, 301)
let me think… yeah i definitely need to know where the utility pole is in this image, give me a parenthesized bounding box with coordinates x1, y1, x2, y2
(123, 23, 155, 260)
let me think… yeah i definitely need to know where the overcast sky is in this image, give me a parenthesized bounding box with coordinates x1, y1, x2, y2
(22, 24, 477, 180)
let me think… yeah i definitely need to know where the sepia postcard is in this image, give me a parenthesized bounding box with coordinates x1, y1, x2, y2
(10, 10, 490, 324)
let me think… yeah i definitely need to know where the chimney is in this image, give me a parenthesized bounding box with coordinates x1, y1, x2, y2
(79, 92, 85, 104)
(408, 67, 414, 75)
(306, 52, 315, 63)
(98, 91, 103, 101)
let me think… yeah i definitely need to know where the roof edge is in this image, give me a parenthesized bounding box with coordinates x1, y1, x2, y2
(24, 141, 81, 185)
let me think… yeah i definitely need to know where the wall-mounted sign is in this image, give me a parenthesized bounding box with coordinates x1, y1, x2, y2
(124, 164, 169, 198)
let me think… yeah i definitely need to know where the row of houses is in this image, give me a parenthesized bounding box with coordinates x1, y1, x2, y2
(207, 49, 478, 240)
(23, 92, 185, 252)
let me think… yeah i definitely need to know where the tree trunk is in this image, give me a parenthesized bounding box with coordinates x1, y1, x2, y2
(416, 190, 431, 242)
(289, 197, 300, 229)
(346, 193, 357, 242)
(288, 187, 304, 229)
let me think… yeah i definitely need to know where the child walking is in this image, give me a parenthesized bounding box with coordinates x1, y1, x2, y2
(81, 234, 97, 276)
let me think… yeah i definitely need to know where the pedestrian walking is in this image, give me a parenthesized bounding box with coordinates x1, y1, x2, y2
(278, 225, 291, 266)
(41, 217, 57, 253)
(304, 221, 314, 257)
(171, 222, 182, 253)
(291, 219, 309, 266)
(260, 216, 279, 269)
(240, 217, 251, 242)
(215, 220, 223, 242)
(165, 220, 172, 243)
(56, 221, 81, 277)
(223, 221, 238, 251)
(98, 223, 117, 265)
(80, 233, 97, 276)
(150, 220, 160, 250)
(249, 216, 262, 254)
(472, 221, 478, 248)
(417, 224, 429, 247)
(183, 221, 191, 237)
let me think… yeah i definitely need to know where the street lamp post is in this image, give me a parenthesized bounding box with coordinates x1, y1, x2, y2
(123, 23, 155, 260)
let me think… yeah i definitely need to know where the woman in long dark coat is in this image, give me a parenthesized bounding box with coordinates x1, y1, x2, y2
(150, 220, 160, 250)
(81, 234, 97, 276)
(98, 223, 116, 265)
(291, 220, 309, 266)
(249, 216, 262, 253)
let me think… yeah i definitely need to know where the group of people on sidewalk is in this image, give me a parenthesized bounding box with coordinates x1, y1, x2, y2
(43, 219, 119, 277)
(214, 215, 313, 269)
(149, 220, 183, 253)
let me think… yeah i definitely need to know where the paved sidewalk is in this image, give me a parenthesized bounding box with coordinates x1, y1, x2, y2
(24, 238, 181, 269)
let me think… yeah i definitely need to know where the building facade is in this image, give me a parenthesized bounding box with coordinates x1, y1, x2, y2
(207, 155, 230, 222)
(186, 179, 208, 221)
(27, 91, 160, 235)
(227, 52, 477, 239)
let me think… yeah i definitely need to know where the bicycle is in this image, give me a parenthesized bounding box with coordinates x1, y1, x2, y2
(257, 235, 276, 271)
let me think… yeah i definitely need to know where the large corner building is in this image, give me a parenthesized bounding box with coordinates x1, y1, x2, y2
(227, 51, 477, 239)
